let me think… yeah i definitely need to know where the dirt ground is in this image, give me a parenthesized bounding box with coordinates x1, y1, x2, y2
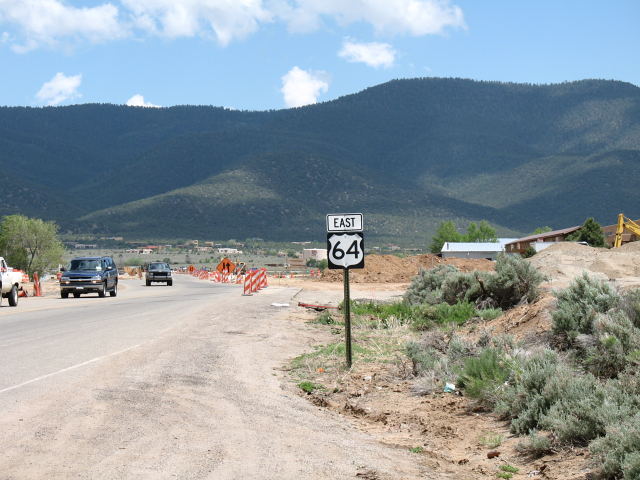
(282, 245, 640, 480)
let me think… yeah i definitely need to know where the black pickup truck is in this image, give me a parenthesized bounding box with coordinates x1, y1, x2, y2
(145, 262, 173, 286)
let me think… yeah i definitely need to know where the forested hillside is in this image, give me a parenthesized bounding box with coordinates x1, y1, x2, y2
(1, 78, 638, 241)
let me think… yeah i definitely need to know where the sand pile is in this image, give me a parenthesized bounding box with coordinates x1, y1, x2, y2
(529, 242, 640, 289)
(321, 254, 493, 283)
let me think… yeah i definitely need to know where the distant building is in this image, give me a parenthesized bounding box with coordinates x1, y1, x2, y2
(504, 227, 581, 254)
(441, 238, 518, 261)
(218, 247, 242, 254)
(302, 248, 327, 262)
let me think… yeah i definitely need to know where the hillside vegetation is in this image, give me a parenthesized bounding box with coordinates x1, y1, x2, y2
(0, 78, 638, 240)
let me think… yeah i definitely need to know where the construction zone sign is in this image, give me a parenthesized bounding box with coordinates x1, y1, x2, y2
(216, 258, 236, 274)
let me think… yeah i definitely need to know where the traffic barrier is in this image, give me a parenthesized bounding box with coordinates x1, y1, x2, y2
(243, 272, 253, 295)
(33, 272, 42, 297)
(259, 268, 268, 289)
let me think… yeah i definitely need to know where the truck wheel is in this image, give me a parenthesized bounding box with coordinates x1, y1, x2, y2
(8, 285, 18, 306)
(61, 291, 69, 299)
(146, 280, 151, 287)
(110, 282, 117, 297)
(168, 280, 173, 286)
(98, 282, 106, 298)
(73, 293, 81, 298)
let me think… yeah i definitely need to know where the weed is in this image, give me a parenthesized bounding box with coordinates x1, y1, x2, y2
(298, 381, 324, 394)
(409, 446, 424, 454)
(478, 432, 504, 448)
(496, 473, 512, 479)
(499, 464, 519, 473)
(312, 310, 336, 325)
(477, 308, 503, 321)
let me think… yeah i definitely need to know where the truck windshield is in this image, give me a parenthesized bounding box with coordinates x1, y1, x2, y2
(149, 263, 169, 270)
(70, 259, 102, 271)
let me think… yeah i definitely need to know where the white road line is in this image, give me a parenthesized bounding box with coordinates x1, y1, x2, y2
(0, 343, 142, 394)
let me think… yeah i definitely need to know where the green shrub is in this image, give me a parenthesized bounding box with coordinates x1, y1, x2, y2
(435, 302, 476, 326)
(406, 341, 440, 376)
(590, 413, 640, 479)
(478, 432, 504, 448)
(298, 381, 324, 393)
(499, 465, 518, 473)
(404, 265, 458, 305)
(620, 289, 640, 328)
(458, 348, 512, 408)
(313, 310, 335, 325)
(552, 273, 619, 340)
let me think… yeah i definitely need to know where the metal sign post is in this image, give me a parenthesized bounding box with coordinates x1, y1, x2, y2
(326, 213, 364, 369)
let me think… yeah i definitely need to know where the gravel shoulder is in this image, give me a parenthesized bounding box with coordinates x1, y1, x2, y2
(0, 282, 439, 479)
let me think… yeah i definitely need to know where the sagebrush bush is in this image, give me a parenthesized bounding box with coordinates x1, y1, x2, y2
(620, 288, 640, 328)
(590, 412, 640, 479)
(539, 369, 607, 445)
(552, 273, 619, 340)
(495, 349, 559, 434)
(490, 253, 546, 307)
(441, 271, 479, 305)
(404, 265, 458, 305)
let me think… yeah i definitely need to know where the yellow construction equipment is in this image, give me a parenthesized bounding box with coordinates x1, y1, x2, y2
(614, 213, 640, 247)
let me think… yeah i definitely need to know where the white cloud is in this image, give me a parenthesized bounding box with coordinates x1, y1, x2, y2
(338, 39, 395, 68)
(120, 0, 272, 46)
(0, 0, 125, 52)
(0, 0, 464, 52)
(125, 94, 160, 107)
(277, 0, 465, 36)
(35, 72, 82, 106)
(280, 66, 328, 108)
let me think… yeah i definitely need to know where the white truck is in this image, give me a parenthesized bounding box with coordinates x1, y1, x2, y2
(0, 257, 22, 307)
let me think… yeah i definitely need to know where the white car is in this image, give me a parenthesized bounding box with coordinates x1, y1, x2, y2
(0, 257, 22, 307)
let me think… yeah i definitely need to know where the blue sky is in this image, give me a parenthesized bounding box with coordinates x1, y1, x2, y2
(1, 0, 638, 110)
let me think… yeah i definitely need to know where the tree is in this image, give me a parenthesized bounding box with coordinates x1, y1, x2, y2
(467, 220, 497, 242)
(566, 217, 606, 247)
(532, 226, 553, 235)
(430, 221, 463, 253)
(0, 215, 64, 275)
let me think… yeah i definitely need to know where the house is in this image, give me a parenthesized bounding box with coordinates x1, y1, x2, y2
(218, 247, 242, 254)
(302, 248, 327, 262)
(441, 238, 518, 261)
(504, 226, 581, 254)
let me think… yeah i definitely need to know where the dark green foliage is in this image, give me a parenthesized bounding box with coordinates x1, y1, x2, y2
(410, 302, 477, 331)
(521, 246, 537, 258)
(429, 221, 462, 253)
(429, 220, 497, 253)
(350, 300, 414, 325)
(1, 79, 640, 240)
(552, 273, 619, 340)
(566, 217, 606, 247)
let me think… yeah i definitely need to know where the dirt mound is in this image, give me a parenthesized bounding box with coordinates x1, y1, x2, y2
(529, 242, 640, 289)
(321, 254, 494, 283)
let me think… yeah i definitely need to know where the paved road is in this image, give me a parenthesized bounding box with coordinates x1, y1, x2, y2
(0, 275, 440, 479)
(0, 276, 235, 410)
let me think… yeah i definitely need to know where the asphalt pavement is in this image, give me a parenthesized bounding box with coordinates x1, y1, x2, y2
(0, 275, 235, 411)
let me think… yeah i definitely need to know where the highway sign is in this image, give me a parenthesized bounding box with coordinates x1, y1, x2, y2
(326, 213, 363, 232)
(327, 232, 365, 269)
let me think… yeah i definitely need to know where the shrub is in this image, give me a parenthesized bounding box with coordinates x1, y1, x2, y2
(583, 310, 640, 378)
(406, 341, 439, 376)
(539, 369, 607, 445)
(477, 308, 503, 321)
(620, 288, 640, 328)
(590, 413, 640, 479)
(552, 273, 619, 341)
(405, 265, 458, 305)
(458, 348, 512, 408)
(515, 430, 552, 458)
(488, 253, 546, 307)
(495, 349, 559, 434)
(441, 271, 480, 305)
(478, 432, 504, 448)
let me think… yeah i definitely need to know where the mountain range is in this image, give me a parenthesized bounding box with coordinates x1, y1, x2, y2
(1, 77, 639, 242)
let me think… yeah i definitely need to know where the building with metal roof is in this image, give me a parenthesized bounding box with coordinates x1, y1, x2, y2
(441, 238, 519, 260)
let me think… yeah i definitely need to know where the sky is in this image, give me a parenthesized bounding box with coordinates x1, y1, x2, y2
(0, 0, 638, 110)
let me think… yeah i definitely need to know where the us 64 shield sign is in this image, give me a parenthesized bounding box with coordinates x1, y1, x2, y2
(327, 232, 364, 269)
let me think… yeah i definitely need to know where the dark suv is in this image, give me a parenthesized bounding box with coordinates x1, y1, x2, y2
(146, 262, 173, 286)
(59, 256, 118, 298)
